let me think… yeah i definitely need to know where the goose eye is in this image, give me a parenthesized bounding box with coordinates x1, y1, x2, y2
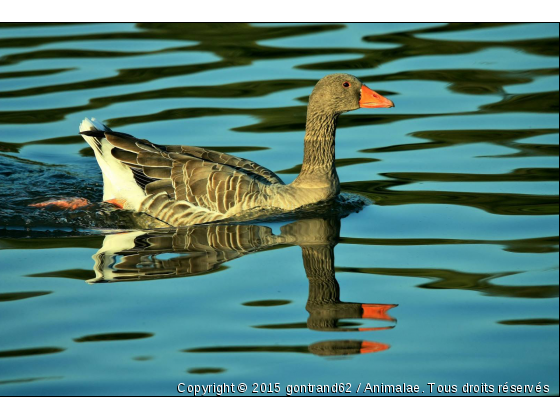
(343, 82, 350, 88)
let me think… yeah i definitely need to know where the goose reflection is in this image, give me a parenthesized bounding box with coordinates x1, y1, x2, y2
(89, 216, 397, 356)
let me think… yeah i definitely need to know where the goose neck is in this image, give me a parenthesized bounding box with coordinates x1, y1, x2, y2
(293, 109, 339, 187)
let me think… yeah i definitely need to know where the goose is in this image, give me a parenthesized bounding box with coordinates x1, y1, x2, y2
(79, 73, 393, 226)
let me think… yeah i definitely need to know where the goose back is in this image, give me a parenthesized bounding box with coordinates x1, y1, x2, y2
(81, 128, 286, 225)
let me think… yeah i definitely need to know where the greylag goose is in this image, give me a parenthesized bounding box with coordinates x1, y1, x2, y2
(80, 73, 393, 226)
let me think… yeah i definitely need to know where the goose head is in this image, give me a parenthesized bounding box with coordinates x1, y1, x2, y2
(308, 73, 394, 115)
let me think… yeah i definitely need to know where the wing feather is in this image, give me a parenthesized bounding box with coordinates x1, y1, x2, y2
(84, 130, 282, 225)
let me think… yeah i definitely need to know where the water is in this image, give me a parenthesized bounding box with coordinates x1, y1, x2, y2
(0, 23, 558, 396)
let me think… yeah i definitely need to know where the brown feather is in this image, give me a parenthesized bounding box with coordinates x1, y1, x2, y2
(111, 148, 138, 165)
(167, 152, 198, 163)
(224, 190, 236, 210)
(146, 192, 170, 214)
(156, 200, 176, 220)
(172, 164, 187, 201)
(145, 179, 175, 196)
(189, 165, 212, 184)
(190, 178, 208, 197)
(105, 133, 144, 153)
(136, 141, 160, 153)
(143, 166, 172, 179)
(137, 153, 172, 167)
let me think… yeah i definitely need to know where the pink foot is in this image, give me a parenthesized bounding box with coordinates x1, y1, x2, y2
(29, 197, 92, 210)
(105, 198, 126, 209)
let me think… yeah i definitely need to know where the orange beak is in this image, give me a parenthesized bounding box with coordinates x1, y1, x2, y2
(359, 84, 394, 108)
(360, 341, 390, 354)
(361, 303, 397, 321)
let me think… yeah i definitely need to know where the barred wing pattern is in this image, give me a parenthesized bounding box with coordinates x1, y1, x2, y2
(98, 131, 284, 225)
(90, 224, 281, 282)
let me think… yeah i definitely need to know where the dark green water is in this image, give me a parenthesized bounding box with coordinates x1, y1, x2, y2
(0, 23, 558, 396)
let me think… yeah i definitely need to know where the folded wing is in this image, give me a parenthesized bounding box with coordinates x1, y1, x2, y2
(81, 129, 283, 225)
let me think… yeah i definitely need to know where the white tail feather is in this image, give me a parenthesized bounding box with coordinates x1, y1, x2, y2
(80, 117, 107, 133)
(80, 117, 145, 208)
